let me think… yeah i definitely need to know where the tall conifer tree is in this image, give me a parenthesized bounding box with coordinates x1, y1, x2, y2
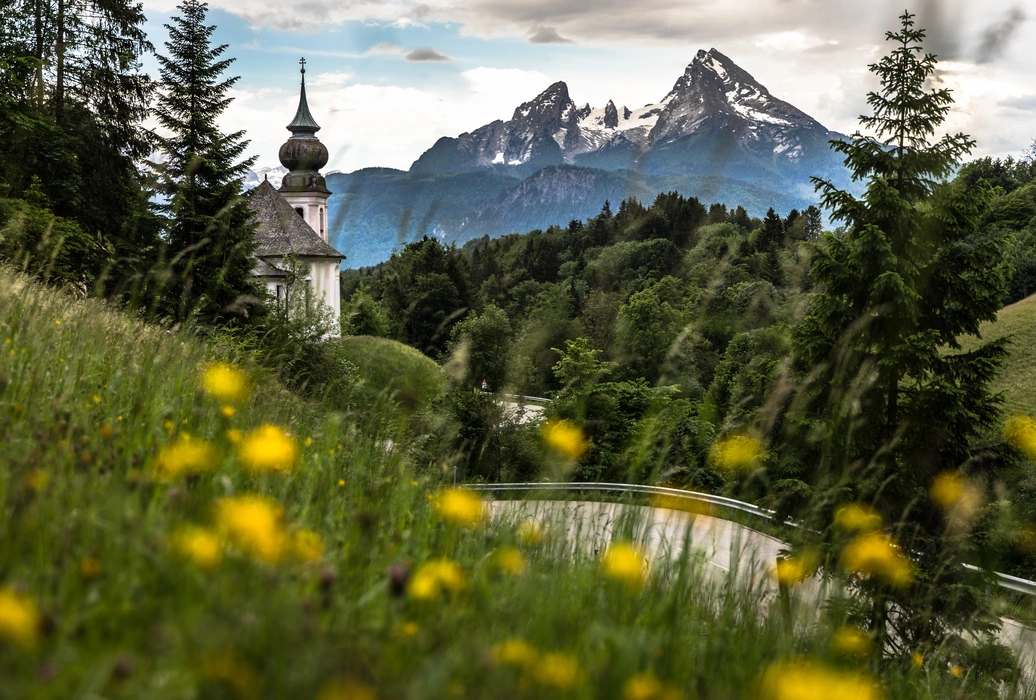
(155, 0, 259, 323)
(779, 12, 1014, 652)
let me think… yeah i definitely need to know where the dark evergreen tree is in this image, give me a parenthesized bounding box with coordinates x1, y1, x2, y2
(757, 207, 784, 251)
(154, 0, 260, 324)
(781, 12, 1014, 653)
(803, 204, 823, 241)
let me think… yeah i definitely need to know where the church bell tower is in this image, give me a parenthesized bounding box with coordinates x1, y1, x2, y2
(278, 58, 331, 242)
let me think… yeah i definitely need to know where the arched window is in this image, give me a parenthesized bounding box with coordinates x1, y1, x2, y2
(295, 207, 304, 218)
(319, 207, 325, 237)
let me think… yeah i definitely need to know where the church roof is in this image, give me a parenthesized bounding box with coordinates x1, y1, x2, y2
(249, 180, 345, 259)
(252, 257, 288, 278)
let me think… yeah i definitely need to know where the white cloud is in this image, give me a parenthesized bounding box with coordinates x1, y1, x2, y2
(754, 31, 838, 53)
(308, 70, 355, 87)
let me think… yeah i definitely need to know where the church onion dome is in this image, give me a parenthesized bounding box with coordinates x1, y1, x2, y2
(279, 58, 330, 194)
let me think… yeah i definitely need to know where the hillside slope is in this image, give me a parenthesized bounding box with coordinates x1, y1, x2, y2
(958, 293, 1036, 414)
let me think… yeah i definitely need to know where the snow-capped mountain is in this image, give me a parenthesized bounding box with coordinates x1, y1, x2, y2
(410, 49, 845, 193)
(243, 166, 288, 190)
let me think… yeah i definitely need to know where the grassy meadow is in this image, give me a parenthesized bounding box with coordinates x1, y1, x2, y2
(0, 266, 1029, 699)
(958, 293, 1036, 415)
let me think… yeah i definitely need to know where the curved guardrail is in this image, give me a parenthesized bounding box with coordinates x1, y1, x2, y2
(499, 394, 551, 405)
(467, 481, 1036, 598)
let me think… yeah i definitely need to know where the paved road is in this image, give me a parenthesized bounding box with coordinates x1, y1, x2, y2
(489, 499, 1036, 675)
(499, 401, 545, 425)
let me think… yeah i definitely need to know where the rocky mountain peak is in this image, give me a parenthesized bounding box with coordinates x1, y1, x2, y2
(512, 81, 574, 123)
(603, 100, 619, 129)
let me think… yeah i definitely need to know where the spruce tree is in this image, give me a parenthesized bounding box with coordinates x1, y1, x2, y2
(779, 12, 1014, 654)
(155, 0, 259, 324)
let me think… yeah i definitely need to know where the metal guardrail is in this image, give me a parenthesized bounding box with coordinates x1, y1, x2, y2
(468, 481, 1036, 598)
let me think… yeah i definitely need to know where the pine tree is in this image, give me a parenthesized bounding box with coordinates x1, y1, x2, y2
(779, 12, 1014, 653)
(154, 0, 259, 324)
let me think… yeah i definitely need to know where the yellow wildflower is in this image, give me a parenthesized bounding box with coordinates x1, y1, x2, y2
(155, 436, 218, 480)
(408, 559, 467, 600)
(291, 529, 325, 563)
(25, 469, 48, 492)
(170, 527, 223, 570)
(220, 405, 236, 419)
(0, 588, 40, 650)
(623, 672, 663, 700)
(226, 429, 243, 444)
(202, 363, 250, 404)
(517, 519, 544, 545)
(304, 437, 313, 447)
(215, 495, 287, 565)
(541, 419, 588, 460)
(397, 622, 419, 638)
(833, 503, 882, 533)
(534, 652, 581, 690)
(930, 472, 982, 530)
(337, 479, 345, 487)
(99, 423, 113, 439)
(911, 651, 924, 668)
(434, 488, 488, 528)
(238, 424, 299, 474)
(317, 679, 377, 700)
(493, 547, 527, 575)
(950, 665, 963, 678)
(80, 556, 103, 580)
(92, 394, 102, 404)
(759, 660, 882, 700)
(831, 626, 871, 657)
(841, 532, 913, 587)
(1005, 414, 1036, 461)
(774, 551, 817, 587)
(491, 638, 538, 668)
(709, 433, 764, 471)
(601, 542, 647, 589)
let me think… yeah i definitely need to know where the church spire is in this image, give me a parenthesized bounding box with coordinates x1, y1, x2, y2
(287, 57, 320, 136)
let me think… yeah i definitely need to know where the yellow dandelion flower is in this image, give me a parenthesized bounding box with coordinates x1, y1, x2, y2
(408, 559, 467, 601)
(534, 652, 581, 690)
(841, 532, 913, 587)
(80, 556, 102, 580)
(155, 436, 218, 480)
(0, 588, 40, 650)
(911, 651, 924, 668)
(220, 405, 236, 419)
(623, 672, 664, 700)
(434, 488, 488, 528)
(774, 551, 817, 587)
(1005, 414, 1036, 461)
(291, 529, 325, 563)
(337, 479, 345, 487)
(759, 660, 882, 700)
(170, 527, 223, 570)
(541, 419, 588, 460)
(831, 626, 871, 657)
(99, 423, 113, 439)
(397, 622, 419, 638)
(517, 519, 544, 545)
(202, 363, 250, 404)
(215, 495, 287, 565)
(163, 419, 174, 431)
(708, 433, 764, 471)
(494, 547, 527, 575)
(601, 542, 647, 589)
(950, 665, 963, 678)
(930, 472, 982, 529)
(833, 503, 882, 533)
(238, 424, 299, 474)
(317, 679, 377, 700)
(54, 319, 60, 325)
(226, 429, 243, 444)
(25, 469, 48, 492)
(304, 437, 313, 447)
(92, 394, 102, 404)
(491, 638, 539, 668)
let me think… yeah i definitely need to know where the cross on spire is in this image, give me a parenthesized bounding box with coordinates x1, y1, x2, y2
(299, 57, 306, 74)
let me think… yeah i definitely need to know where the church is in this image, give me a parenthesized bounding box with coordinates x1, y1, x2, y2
(250, 59, 345, 335)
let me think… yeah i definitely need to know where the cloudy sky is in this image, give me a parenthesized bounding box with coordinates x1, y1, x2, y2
(138, 0, 1035, 173)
